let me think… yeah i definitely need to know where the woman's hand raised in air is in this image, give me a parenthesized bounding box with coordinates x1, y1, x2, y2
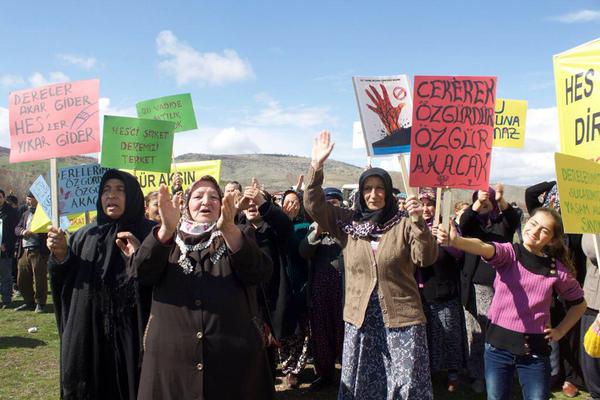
(311, 131, 334, 170)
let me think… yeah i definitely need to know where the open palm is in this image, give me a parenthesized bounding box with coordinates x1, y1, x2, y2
(311, 130, 334, 169)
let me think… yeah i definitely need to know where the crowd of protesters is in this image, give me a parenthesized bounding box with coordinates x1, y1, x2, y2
(0, 131, 600, 400)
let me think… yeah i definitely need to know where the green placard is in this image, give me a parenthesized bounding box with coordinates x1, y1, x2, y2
(136, 93, 197, 133)
(101, 116, 175, 173)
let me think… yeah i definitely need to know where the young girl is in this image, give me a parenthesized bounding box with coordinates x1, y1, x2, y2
(437, 207, 587, 400)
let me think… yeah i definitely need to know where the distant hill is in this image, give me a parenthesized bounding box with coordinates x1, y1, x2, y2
(0, 146, 529, 212)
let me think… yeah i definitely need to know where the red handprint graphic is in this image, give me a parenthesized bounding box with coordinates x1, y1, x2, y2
(365, 84, 405, 136)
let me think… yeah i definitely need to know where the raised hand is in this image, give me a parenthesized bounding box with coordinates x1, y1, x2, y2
(295, 174, 304, 191)
(495, 183, 504, 202)
(311, 131, 334, 170)
(473, 190, 490, 212)
(157, 184, 181, 243)
(436, 221, 457, 246)
(365, 84, 404, 135)
(218, 192, 238, 231)
(47, 226, 68, 262)
(244, 177, 266, 207)
(405, 195, 423, 219)
(116, 231, 140, 257)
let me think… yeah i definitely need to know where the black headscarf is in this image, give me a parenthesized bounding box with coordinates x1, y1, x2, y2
(338, 168, 404, 240)
(354, 168, 399, 225)
(95, 169, 146, 283)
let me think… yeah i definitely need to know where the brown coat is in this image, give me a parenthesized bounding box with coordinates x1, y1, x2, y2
(130, 226, 275, 400)
(304, 166, 438, 329)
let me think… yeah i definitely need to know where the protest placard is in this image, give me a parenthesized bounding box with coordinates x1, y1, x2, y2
(493, 98, 527, 148)
(101, 116, 175, 173)
(31, 208, 96, 233)
(353, 75, 412, 156)
(58, 163, 108, 214)
(29, 175, 70, 229)
(136, 93, 197, 133)
(554, 38, 600, 160)
(554, 152, 600, 234)
(9, 79, 100, 163)
(409, 76, 496, 189)
(352, 121, 366, 149)
(124, 160, 222, 195)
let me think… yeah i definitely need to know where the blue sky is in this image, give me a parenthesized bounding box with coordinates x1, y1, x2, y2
(1, 1, 600, 185)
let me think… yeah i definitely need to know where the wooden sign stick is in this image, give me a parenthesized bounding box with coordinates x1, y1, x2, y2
(396, 154, 418, 222)
(50, 158, 60, 228)
(441, 188, 453, 244)
(434, 187, 442, 225)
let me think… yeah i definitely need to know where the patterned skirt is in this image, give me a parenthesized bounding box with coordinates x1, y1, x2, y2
(338, 290, 433, 400)
(423, 297, 466, 373)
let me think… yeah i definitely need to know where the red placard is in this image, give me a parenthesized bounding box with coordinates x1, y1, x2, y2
(9, 79, 100, 163)
(409, 76, 496, 189)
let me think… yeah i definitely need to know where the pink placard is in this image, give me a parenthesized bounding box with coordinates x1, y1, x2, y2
(409, 76, 496, 189)
(9, 79, 100, 163)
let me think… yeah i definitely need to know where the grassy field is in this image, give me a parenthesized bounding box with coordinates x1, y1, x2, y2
(0, 293, 590, 399)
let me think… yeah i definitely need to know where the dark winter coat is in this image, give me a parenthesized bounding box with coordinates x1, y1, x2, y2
(130, 225, 275, 400)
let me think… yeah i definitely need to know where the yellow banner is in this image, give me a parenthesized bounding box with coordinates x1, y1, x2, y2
(493, 98, 527, 148)
(555, 152, 600, 234)
(554, 38, 600, 159)
(31, 207, 97, 234)
(124, 160, 221, 195)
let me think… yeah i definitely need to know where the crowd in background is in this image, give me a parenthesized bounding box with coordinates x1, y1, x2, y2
(0, 132, 599, 400)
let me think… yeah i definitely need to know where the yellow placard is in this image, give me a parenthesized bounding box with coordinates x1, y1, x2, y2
(554, 152, 600, 234)
(31, 207, 97, 234)
(493, 98, 527, 148)
(554, 38, 600, 159)
(124, 160, 221, 196)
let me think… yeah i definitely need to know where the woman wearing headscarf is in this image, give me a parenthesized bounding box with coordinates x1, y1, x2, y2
(129, 176, 275, 400)
(46, 169, 155, 400)
(275, 189, 312, 388)
(417, 190, 466, 392)
(305, 131, 438, 400)
(458, 183, 519, 393)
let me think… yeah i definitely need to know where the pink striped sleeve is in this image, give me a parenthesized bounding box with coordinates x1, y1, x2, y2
(553, 263, 584, 303)
(482, 242, 514, 271)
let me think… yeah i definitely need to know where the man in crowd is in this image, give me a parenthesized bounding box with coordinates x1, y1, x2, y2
(14, 192, 49, 312)
(0, 189, 18, 308)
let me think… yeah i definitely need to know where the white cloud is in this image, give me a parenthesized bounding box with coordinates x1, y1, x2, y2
(57, 53, 97, 70)
(99, 97, 137, 117)
(28, 71, 70, 87)
(245, 98, 336, 128)
(0, 106, 9, 148)
(156, 30, 254, 86)
(0, 74, 24, 87)
(550, 9, 600, 23)
(490, 107, 559, 185)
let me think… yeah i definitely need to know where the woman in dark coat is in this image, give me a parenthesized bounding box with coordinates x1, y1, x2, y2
(129, 176, 275, 400)
(46, 169, 155, 400)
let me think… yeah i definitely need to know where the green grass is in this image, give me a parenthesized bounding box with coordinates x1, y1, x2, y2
(0, 293, 590, 399)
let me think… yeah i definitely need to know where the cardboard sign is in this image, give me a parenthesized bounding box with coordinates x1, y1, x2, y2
(555, 152, 600, 234)
(136, 93, 197, 133)
(9, 79, 100, 163)
(554, 38, 600, 159)
(352, 75, 413, 156)
(352, 121, 366, 149)
(101, 116, 175, 173)
(124, 160, 222, 195)
(410, 76, 496, 189)
(31, 208, 96, 233)
(493, 98, 527, 148)
(29, 176, 70, 229)
(58, 164, 108, 214)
